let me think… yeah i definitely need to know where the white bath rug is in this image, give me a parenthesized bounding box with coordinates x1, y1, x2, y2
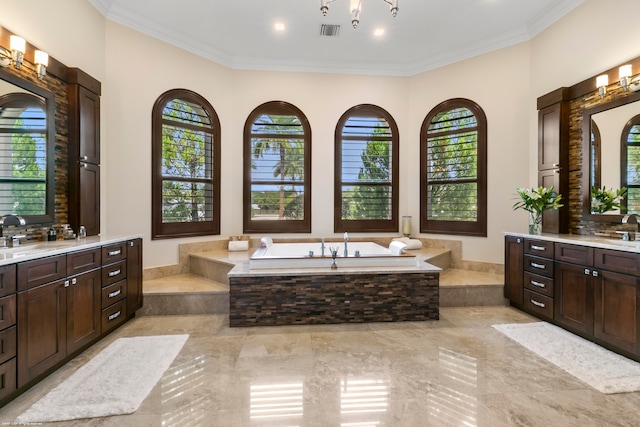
(15, 334, 189, 423)
(493, 322, 640, 394)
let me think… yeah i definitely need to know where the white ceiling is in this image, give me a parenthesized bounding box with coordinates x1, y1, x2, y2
(88, 0, 584, 76)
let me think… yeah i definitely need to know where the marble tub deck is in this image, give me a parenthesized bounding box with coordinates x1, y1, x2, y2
(1, 306, 639, 426)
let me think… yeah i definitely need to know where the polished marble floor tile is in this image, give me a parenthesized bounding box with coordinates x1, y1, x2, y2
(2, 306, 640, 426)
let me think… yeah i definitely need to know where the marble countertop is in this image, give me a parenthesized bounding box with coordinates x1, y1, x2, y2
(504, 232, 640, 254)
(0, 234, 143, 266)
(224, 247, 443, 277)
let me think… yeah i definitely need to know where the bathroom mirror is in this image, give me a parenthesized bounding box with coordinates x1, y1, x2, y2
(0, 68, 55, 224)
(583, 91, 640, 220)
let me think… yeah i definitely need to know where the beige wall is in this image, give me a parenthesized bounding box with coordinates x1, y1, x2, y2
(2, 0, 640, 268)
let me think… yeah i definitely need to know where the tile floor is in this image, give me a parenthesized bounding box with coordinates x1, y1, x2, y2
(2, 306, 640, 426)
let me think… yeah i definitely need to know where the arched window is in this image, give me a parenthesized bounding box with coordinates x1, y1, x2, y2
(151, 89, 221, 239)
(420, 98, 487, 236)
(334, 104, 399, 232)
(243, 101, 311, 233)
(0, 92, 49, 217)
(622, 114, 640, 213)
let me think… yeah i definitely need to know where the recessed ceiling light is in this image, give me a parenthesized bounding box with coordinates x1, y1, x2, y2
(275, 22, 285, 31)
(374, 28, 385, 36)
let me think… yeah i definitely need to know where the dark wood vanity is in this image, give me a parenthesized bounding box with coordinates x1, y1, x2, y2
(505, 234, 640, 361)
(0, 237, 143, 406)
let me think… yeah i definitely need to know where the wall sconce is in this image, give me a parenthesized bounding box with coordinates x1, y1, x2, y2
(9, 35, 25, 69)
(596, 74, 608, 99)
(34, 50, 48, 80)
(620, 64, 632, 91)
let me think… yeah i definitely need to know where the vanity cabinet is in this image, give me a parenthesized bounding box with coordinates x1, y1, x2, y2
(504, 236, 524, 305)
(0, 264, 16, 400)
(127, 238, 143, 314)
(505, 235, 640, 360)
(68, 68, 101, 237)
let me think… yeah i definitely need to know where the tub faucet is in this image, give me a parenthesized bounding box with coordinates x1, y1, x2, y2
(622, 214, 640, 240)
(0, 214, 26, 247)
(343, 232, 348, 257)
(321, 238, 325, 256)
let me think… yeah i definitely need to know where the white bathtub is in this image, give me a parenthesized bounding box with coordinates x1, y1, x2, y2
(249, 241, 417, 269)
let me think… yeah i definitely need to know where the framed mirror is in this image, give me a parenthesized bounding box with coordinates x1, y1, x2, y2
(582, 91, 640, 221)
(0, 68, 55, 224)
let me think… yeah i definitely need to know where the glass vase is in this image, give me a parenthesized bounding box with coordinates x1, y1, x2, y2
(528, 211, 542, 235)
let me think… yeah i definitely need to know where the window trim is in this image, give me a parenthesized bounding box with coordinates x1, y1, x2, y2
(334, 104, 399, 233)
(0, 69, 55, 225)
(420, 98, 487, 237)
(243, 101, 312, 234)
(151, 88, 221, 239)
(621, 114, 640, 214)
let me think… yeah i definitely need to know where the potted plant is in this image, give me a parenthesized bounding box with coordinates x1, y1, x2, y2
(513, 186, 563, 235)
(590, 186, 627, 214)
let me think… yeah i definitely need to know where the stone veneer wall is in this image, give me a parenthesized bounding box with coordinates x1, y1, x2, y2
(229, 271, 439, 327)
(1, 61, 69, 241)
(568, 84, 636, 236)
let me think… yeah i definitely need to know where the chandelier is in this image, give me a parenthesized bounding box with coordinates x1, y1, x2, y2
(320, 0, 399, 29)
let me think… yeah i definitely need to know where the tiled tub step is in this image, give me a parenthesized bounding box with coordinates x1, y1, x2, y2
(140, 274, 229, 316)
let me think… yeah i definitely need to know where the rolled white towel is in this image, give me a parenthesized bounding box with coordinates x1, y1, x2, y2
(260, 236, 273, 248)
(389, 240, 408, 255)
(392, 237, 422, 250)
(228, 240, 249, 252)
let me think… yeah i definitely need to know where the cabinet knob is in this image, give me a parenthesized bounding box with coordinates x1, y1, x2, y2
(72, 278, 77, 285)
(81, 155, 88, 161)
(584, 269, 590, 275)
(64, 280, 70, 287)
(592, 270, 599, 277)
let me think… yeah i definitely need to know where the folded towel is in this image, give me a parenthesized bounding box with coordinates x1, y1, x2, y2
(392, 237, 422, 250)
(260, 237, 273, 248)
(389, 240, 407, 255)
(228, 240, 249, 252)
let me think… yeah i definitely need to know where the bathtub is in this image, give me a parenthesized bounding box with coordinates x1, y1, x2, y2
(249, 241, 417, 269)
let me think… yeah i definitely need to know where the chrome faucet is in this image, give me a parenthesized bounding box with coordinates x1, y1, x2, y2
(0, 214, 26, 247)
(621, 214, 640, 240)
(321, 238, 325, 256)
(343, 232, 348, 257)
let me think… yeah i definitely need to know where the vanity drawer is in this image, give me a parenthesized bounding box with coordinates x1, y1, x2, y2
(102, 299, 127, 333)
(524, 255, 554, 278)
(0, 295, 16, 331)
(101, 280, 126, 309)
(0, 265, 16, 298)
(555, 243, 593, 266)
(0, 357, 16, 401)
(523, 289, 554, 320)
(594, 248, 640, 276)
(102, 260, 127, 286)
(17, 255, 67, 291)
(524, 239, 554, 258)
(102, 243, 127, 265)
(0, 326, 16, 365)
(67, 248, 101, 276)
(523, 272, 554, 298)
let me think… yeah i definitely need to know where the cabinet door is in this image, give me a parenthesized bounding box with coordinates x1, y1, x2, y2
(504, 236, 524, 305)
(126, 238, 143, 314)
(67, 269, 101, 354)
(17, 279, 67, 387)
(554, 262, 594, 336)
(594, 270, 640, 354)
(78, 161, 100, 236)
(73, 85, 100, 165)
(538, 103, 567, 171)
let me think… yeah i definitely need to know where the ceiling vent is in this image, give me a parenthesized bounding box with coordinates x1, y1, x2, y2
(320, 24, 341, 37)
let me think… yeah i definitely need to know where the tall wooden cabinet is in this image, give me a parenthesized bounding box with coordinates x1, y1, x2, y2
(504, 236, 524, 305)
(537, 89, 570, 234)
(68, 68, 101, 236)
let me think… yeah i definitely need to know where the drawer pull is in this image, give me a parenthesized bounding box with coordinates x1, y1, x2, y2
(108, 269, 121, 277)
(530, 280, 546, 288)
(108, 249, 122, 256)
(108, 289, 121, 298)
(530, 262, 546, 270)
(108, 310, 121, 321)
(530, 245, 546, 251)
(530, 299, 546, 308)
